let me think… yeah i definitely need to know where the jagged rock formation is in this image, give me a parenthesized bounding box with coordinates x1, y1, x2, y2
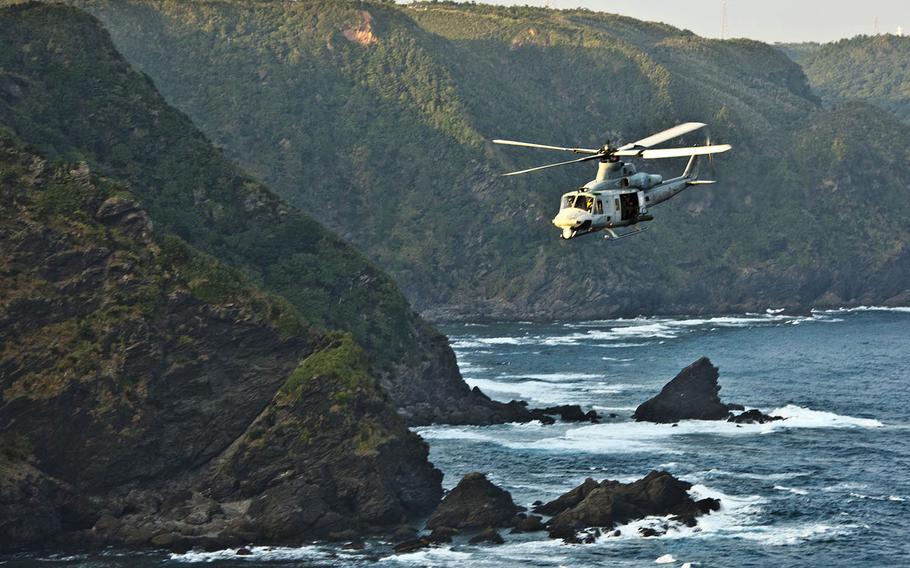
(425, 473, 520, 530)
(633, 358, 782, 424)
(536, 471, 720, 543)
(633, 358, 734, 422)
(0, 135, 441, 551)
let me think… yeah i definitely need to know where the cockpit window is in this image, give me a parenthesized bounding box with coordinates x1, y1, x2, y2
(573, 195, 594, 212)
(562, 196, 574, 209)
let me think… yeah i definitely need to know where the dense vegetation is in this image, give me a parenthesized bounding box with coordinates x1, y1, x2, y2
(0, 2, 438, 362)
(782, 35, 910, 124)
(65, 0, 909, 318)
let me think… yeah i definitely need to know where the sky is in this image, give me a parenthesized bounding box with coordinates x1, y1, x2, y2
(468, 0, 908, 44)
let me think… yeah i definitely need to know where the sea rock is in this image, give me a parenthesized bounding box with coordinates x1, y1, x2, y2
(533, 405, 600, 423)
(427, 526, 459, 543)
(728, 409, 783, 424)
(389, 526, 419, 543)
(511, 514, 545, 533)
(393, 538, 430, 554)
(426, 473, 520, 530)
(542, 471, 718, 541)
(468, 528, 504, 544)
(633, 357, 735, 423)
(533, 477, 600, 516)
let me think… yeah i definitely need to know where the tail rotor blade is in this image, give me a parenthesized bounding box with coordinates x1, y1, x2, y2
(493, 139, 601, 155)
(502, 153, 606, 176)
(617, 122, 706, 151)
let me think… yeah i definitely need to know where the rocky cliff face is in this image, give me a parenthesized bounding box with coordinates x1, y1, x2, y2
(0, 134, 441, 551)
(0, 2, 539, 427)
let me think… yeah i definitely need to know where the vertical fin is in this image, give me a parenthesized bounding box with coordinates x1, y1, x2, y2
(682, 154, 699, 179)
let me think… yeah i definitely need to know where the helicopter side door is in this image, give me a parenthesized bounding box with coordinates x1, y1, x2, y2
(619, 192, 640, 221)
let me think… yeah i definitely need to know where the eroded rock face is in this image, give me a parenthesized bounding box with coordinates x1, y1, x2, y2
(0, 138, 442, 551)
(633, 358, 735, 423)
(539, 471, 718, 542)
(633, 358, 783, 425)
(426, 473, 520, 530)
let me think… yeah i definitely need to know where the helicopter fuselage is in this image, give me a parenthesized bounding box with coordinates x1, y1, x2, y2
(552, 160, 698, 240)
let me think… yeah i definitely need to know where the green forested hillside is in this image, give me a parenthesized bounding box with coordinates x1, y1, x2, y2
(784, 35, 910, 124)
(0, 2, 533, 426)
(67, 0, 910, 318)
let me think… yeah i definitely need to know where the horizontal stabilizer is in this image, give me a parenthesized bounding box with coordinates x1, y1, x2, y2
(687, 180, 717, 185)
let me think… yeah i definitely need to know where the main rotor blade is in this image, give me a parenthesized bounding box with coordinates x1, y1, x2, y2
(493, 139, 601, 155)
(623, 144, 732, 159)
(501, 153, 605, 176)
(617, 122, 706, 151)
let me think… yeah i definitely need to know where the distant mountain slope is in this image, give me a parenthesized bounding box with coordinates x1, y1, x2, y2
(0, 130, 441, 550)
(0, 2, 531, 426)
(782, 35, 910, 124)
(72, 0, 910, 317)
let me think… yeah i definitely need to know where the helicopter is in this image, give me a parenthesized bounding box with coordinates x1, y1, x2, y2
(493, 122, 731, 240)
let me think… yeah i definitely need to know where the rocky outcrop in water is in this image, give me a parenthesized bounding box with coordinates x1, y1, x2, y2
(633, 358, 733, 422)
(537, 471, 720, 543)
(426, 473, 520, 530)
(728, 409, 784, 424)
(634, 358, 782, 424)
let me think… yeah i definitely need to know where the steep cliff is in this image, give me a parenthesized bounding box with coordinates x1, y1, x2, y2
(0, 132, 441, 550)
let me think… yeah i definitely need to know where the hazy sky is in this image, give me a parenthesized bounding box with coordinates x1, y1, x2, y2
(469, 0, 908, 43)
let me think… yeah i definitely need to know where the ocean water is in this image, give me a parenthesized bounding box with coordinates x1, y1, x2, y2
(5, 308, 909, 567)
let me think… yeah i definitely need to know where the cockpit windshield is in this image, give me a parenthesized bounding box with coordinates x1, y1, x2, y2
(573, 195, 594, 212)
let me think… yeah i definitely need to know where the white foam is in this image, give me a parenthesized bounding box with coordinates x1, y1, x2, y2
(733, 523, 857, 546)
(464, 378, 571, 405)
(814, 305, 910, 314)
(596, 483, 854, 546)
(505, 406, 881, 454)
(496, 373, 601, 382)
(169, 545, 329, 563)
(415, 426, 496, 442)
(770, 404, 884, 428)
(774, 485, 809, 495)
(695, 469, 811, 482)
(655, 554, 676, 564)
(379, 547, 473, 565)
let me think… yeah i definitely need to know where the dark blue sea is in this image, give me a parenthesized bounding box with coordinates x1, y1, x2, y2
(5, 308, 909, 567)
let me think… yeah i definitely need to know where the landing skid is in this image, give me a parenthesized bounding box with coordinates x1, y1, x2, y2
(604, 225, 647, 241)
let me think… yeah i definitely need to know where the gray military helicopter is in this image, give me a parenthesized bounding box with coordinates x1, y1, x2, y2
(493, 122, 731, 240)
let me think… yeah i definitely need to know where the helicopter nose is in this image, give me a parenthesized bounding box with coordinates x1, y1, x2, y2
(553, 210, 585, 229)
